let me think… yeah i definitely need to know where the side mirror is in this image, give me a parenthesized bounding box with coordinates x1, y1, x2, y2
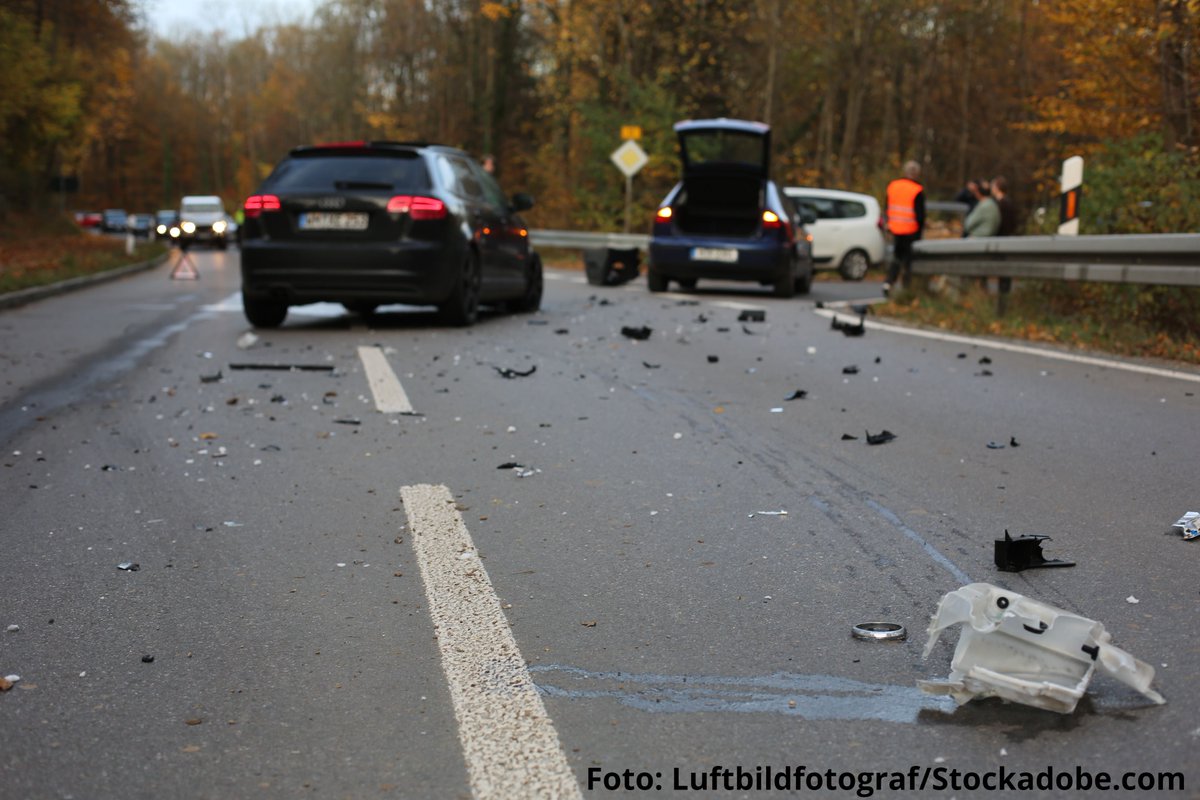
(510, 192, 534, 212)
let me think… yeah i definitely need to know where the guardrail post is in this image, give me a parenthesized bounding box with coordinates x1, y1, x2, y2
(996, 276, 1012, 316)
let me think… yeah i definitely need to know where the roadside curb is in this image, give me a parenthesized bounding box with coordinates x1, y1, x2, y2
(0, 252, 170, 312)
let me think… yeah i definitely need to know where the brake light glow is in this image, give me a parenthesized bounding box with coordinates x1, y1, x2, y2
(244, 194, 281, 218)
(761, 210, 782, 228)
(655, 207, 673, 221)
(387, 195, 447, 220)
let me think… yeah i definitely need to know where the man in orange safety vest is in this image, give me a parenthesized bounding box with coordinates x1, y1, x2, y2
(883, 160, 926, 297)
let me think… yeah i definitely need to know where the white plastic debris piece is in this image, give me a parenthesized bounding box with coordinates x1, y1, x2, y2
(236, 332, 259, 350)
(5, 625, 18, 633)
(748, 510, 788, 518)
(919, 582, 1164, 714)
(806, 346, 817, 355)
(1172, 512, 1199, 540)
(673, 432, 683, 440)
(222, 521, 243, 528)
(1126, 596, 1140, 604)
(4, 675, 19, 683)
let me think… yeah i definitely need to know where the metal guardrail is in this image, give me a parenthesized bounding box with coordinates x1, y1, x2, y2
(912, 233, 1200, 287)
(529, 229, 650, 250)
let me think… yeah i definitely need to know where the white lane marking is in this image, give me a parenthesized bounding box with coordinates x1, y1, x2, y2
(400, 484, 582, 800)
(357, 346, 415, 414)
(545, 271, 586, 284)
(813, 307, 1200, 384)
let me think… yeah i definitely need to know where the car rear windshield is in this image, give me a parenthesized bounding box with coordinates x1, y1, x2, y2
(267, 153, 431, 192)
(683, 131, 765, 169)
(183, 202, 223, 213)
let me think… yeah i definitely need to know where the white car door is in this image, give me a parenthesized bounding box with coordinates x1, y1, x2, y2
(792, 194, 847, 264)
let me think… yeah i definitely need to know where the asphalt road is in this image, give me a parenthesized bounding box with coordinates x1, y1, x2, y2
(1, 248, 1198, 799)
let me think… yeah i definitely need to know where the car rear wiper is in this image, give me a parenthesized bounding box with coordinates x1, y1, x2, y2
(334, 180, 394, 191)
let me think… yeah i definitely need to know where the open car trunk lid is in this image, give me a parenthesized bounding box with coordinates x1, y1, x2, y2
(673, 119, 770, 237)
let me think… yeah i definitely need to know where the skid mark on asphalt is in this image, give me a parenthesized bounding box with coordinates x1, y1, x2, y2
(400, 484, 582, 800)
(357, 346, 415, 414)
(530, 664, 954, 723)
(861, 500, 973, 585)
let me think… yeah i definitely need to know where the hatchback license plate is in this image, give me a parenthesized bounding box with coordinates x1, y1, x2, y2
(299, 212, 369, 231)
(691, 247, 738, 264)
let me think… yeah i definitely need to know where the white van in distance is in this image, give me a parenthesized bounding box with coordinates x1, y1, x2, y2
(176, 195, 229, 249)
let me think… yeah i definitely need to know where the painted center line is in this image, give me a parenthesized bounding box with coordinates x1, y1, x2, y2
(357, 346, 415, 414)
(400, 484, 582, 800)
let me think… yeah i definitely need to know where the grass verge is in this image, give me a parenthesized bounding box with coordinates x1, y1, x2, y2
(0, 212, 167, 295)
(875, 278, 1200, 366)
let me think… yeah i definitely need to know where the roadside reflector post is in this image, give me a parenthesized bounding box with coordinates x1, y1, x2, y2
(1058, 156, 1083, 236)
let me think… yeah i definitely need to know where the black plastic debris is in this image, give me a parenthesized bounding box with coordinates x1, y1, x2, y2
(738, 310, 766, 323)
(994, 530, 1075, 572)
(270, 394, 286, 403)
(785, 390, 808, 401)
(957, 353, 967, 359)
(865, 429, 896, 445)
(101, 464, 119, 472)
(841, 433, 858, 441)
(643, 362, 661, 369)
(117, 562, 140, 571)
(141, 655, 155, 663)
(842, 365, 859, 375)
(976, 369, 994, 377)
(496, 462, 524, 469)
(850, 304, 871, 316)
(334, 418, 361, 426)
(200, 371, 222, 383)
(621, 326, 653, 341)
(979, 356, 993, 364)
(695, 314, 708, 323)
(555, 329, 570, 335)
(527, 319, 549, 326)
(831, 315, 865, 337)
(716, 326, 731, 332)
(987, 441, 1006, 449)
(874, 356, 882, 364)
(675, 300, 700, 306)
(742, 325, 758, 335)
(229, 363, 335, 372)
(1009, 436, 1020, 448)
(261, 445, 282, 452)
(495, 365, 537, 379)
(707, 355, 719, 364)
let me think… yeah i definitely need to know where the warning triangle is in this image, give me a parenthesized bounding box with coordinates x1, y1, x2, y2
(170, 255, 199, 280)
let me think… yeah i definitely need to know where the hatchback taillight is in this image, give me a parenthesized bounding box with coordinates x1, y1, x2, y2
(762, 209, 791, 240)
(388, 195, 447, 220)
(244, 194, 281, 218)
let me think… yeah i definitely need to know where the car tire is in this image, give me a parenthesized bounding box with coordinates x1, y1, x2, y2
(773, 259, 796, 298)
(243, 295, 288, 329)
(510, 255, 543, 313)
(838, 248, 870, 281)
(343, 302, 378, 316)
(675, 277, 698, 291)
(439, 250, 481, 326)
(647, 269, 669, 293)
(794, 262, 814, 295)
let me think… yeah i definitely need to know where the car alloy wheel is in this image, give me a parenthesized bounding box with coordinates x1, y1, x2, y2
(839, 248, 870, 281)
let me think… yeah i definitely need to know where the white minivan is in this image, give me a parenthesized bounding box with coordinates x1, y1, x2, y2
(783, 187, 885, 280)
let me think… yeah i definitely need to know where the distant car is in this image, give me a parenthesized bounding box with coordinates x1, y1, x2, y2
(176, 195, 229, 249)
(648, 119, 813, 296)
(239, 140, 543, 329)
(155, 209, 179, 238)
(101, 209, 128, 232)
(128, 213, 154, 237)
(75, 211, 102, 228)
(783, 187, 885, 280)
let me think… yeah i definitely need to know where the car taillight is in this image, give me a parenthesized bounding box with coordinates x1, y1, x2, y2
(244, 194, 281, 218)
(387, 195, 447, 220)
(762, 209, 791, 239)
(877, 214, 885, 231)
(655, 207, 673, 222)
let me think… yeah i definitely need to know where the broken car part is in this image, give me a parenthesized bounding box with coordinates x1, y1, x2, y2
(842, 365, 859, 375)
(852, 622, 907, 641)
(620, 325, 653, 341)
(865, 430, 896, 445)
(494, 365, 537, 379)
(784, 390, 807, 401)
(994, 531, 1075, 572)
(1173, 512, 1199, 540)
(919, 582, 1164, 714)
(831, 315, 866, 337)
(229, 363, 335, 372)
(737, 310, 766, 322)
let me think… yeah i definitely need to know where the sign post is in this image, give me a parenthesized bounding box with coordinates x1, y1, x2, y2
(1058, 156, 1083, 236)
(610, 137, 648, 234)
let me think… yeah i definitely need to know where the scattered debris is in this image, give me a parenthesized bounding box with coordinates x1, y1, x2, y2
(494, 365, 537, 379)
(526, 319, 548, 326)
(236, 332, 259, 350)
(987, 441, 1006, 450)
(0, 675, 16, 691)
(920, 583, 1164, 713)
(621, 326, 653, 341)
(555, 329, 570, 335)
(741, 325, 757, 335)
(748, 510, 788, 518)
(1126, 596, 1140, 605)
(874, 356, 882, 364)
(101, 464, 119, 472)
(514, 467, 539, 478)
(1172, 512, 1199, 540)
(117, 562, 140, 571)
(581, 620, 598, 627)
(675, 300, 700, 306)
(785, 390, 808, 401)
(831, 315, 866, 337)
(496, 462, 524, 470)
(642, 362, 661, 369)
(261, 445, 282, 452)
(841, 433, 859, 441)
(994, 531, 1075, 572)
(852, 622, 906, 641)
(222, 521, 243, 528)
(716, 326, 730, 332)
(865, 430, 896, 445)
(850, 304, 871, 316)
(1009, 437, 1020, 448)
(707, 355, 719, 363)
(5, 625, 18, 633)
(185, 718, 203, 726)
(770, 407, 784, 413)
(842, 365, 859, 375)
(979, 356, 992, 364)
(141, 655, 155, 663)
(199, 371, 222, 383)
(334, 418, 362, 426)
(976, 369, 994, 377)
(270, 394, 287, 403)
(957, 353, 967, 359)
(738, 310, 766, 322)
(229, 363, 335, 372)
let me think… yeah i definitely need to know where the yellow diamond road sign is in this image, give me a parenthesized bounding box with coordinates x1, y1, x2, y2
(611, 139, 648, 178)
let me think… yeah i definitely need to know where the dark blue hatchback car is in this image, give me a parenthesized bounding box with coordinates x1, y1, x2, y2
(648, 119, 813, 297)
(239, 141, 542, 328)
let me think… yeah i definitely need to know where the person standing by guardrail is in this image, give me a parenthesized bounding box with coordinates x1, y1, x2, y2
(883, 160, 926, 297)
(963, 184, 1000, 238)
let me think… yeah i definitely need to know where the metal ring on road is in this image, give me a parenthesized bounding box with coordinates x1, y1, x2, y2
(852, 622, 907, 641)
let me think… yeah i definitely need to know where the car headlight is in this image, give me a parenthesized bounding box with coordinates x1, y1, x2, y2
(213, 220, 227, 234)
(182, 221, 196, 234)
(156, 224, 167, 234)
(170, 226, 181, 238)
